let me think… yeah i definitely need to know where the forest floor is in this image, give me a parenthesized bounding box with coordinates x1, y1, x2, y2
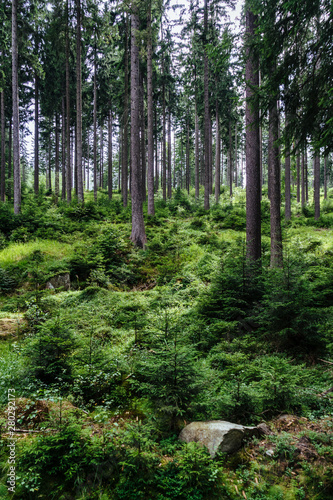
(0, 187, 333, 499)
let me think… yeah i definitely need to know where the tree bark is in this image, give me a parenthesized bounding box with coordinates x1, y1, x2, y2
(215, 102, 220, 203)
(55, 114, 59, 200)
(186, 114, 190, 193)
(314, 153, 320, 220)
(285, 151, 291, 220)
(62, 97, 66, 200)
(324, 156, 327, 199)
(296, 152, 300, 203)
(301, 151, 305, 207)
(168, 107, 172, 198)
(76, 0, 83, 201)
(12, 0, 21, 214)
(245, 7, 261, 263)
(93, 41, 97, 202)
(204, 0, 210, 210)
(34, 73, 39, 195)
(195, 100, 199, 199)
(108, 107, 112, 199)
(122, 13, 129, 206)
(147, 0, 154, 214)
(268, 100, 283, 267)
(130, 6, 146, 248)
(66, 0, 71, 203)
(229, 121, 233, 197)
(0, 91, 5, 202)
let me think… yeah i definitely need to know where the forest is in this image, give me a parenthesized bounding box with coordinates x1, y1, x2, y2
(0, 0, 333, 498)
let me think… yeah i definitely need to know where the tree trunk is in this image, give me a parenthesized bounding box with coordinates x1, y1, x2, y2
(66, 0, 71, 203)
(61, 97, 66, 200)
(140, 71, 146, 201)
(100, 120, 104, 188)
(168, 107, 172, 198)
(76, 0, 83, 201)
(234, 122, 238, 187)
(55, 114, 59, 200)
(229, 121, 233, 197)
(314, 153, 320, 220)
(162, 81, 166, 200)
(93, 43, 97, 202)
(324, 156, 327, 199)
(204, 0, 210, 210)
(108, 107, 112, 199)
(0, 91, 5, 202)
(34, 74, 39, 195)
(245, 7, 261, 263)
(130, 7, 146, 248)
(195, 100, 199, 199)
(147, 0, 154, 214)
(122, 13, 129, 206)
(8, 117, 12, 201)
(186, 114, 190, 193)
(301, 151, 305, 207)
(12, 0, 21, 214)
(296, 152, 300, 203)
(215, 102, 220, 203)
(268, 100, 283, 267)
(285, 151, 291, 220)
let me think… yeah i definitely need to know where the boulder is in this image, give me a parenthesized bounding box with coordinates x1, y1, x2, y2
(46, 273, 71, 291)
(179, 420, 259, 458)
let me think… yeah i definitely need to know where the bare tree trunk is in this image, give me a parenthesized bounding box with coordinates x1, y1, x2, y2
(229, 121, 233, 197)
(93, 43, 97, 202)
(162, 82, 166, 200)
(147, 0, 154, 214)
(168, 108, 172, 198)
(66, 0, 71, 203)
(12, 0, 21, 213)
(108, 107, 112, 199)
(76, 0, 83, 201)
(100, 120, 104, 188)
(305, 148, 308, 202)
(139, 71, 146, 201)
(34, 74, 39, 195)
(314, 153, 320, 220)
(61, 97, 66, 200)
(55, 114, 59, 200)
(204, 0, 210, 210)
(8, 117, 12, 201)
(296, 152, 300, 203)
(285, 152, 291, 220)
(215, 102, 220, 203)
(234, 122, 238, 187)
(130, 7, 146, 248)
(0, 91, 5, 202)
(122, 13, 129, 206)
(245, 7, 261, 263)
(195, 100, 199, 199)
(269, 100, 283, 267)
(301, 151, 305, 207)
(186, 114, 190, 193)
(324, 156, 327, 199)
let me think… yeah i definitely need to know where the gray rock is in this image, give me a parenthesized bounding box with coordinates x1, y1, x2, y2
(46, 273, 70, 291)
(179, 420, 259, 458)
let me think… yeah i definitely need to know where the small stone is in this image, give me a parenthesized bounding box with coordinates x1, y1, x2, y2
(265, 449, 274, 457)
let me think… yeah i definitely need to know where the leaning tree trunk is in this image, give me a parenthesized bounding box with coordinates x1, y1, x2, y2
(1, 90, 5, 202)
(76, 0, 83, 201)
(268, 100, 283, 268)
(12, 0, 21, 214)
(245, 6, 261, 263)
(130, 6, 146, 248)
(314, 153, 320, 221)
(147, 0, 154, 214)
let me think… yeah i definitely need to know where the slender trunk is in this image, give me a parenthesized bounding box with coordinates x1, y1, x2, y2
(305, 148, 308, 202)
(147, 1, 154, 214)
(324, 156, 327, 199)
(296, 152, 300, 203)
(168, 108, 172, 198)
(55, 114, 59, 200)
(186, 115, 190, 193)
(66, 0, 71, 203)
(100, 120, 104, 188)
(12, 0, 21, 213)
(245, 7, 261, 263)
(62, 97, 66, 200)
(162, 82, 166, 200)
(34, 74, 39, 195)
(76, 0, 83, 201)
(229, 121, 233, 197)
(0, 91, 5, 202)
(140, 71, 146, 201)
(122, 14, 129, 206)
(234, 122, 238, 187)
(8, 118, 12, 201)
(93, 43, 97, 202)
(285, 151, 291, 220)
(130, 7, 146, 247)
(195, 100, 199, 199)
(204, 0, 210, 210)
(215, 102, 220, 203)
(314, 153, 320, 220)
(87, 128, 90, 191)
(269, 100, 283, 267)
(301, 151, 305, 207)
(108, 107, 112, 199)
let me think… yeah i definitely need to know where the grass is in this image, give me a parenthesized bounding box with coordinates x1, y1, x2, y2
(0, 239, 74, 267)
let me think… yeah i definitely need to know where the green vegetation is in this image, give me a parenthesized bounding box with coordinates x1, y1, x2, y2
(0, 189, 333, 499)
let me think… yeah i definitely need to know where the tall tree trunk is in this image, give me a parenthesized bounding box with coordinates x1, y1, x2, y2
(34, 74, 39, 195)
(162, 81, 166, 200)
(108, 107, 112, 199)
(130, 6, 146, 248)
(168, 108, 172, 198)
(0, 91, 5, 202)
(12, 0, 21, 214)
(66, 0, 71, 203)
(62, 97, 66, 200)
(87, 128, 90, 191)
(229, 121, 233, 197)
(215, 102, 220, 203)
(195, 100, 199, 199)
(301, 151, 305, 207)
(122, 13, 129, 206)
(324, 156, 327, 199)
(245, 6, 261, 263)
(55, 114, 60, 200)
(204, 0, 210, 210)
(234, 122, 238, 187)
(8, 117, 12, 201)
(268, 100, 283, 267)
(100, 120, 104, 188)
(76, 0, 83, 201)
(305, 148, 308, 202)
(147, 0, 154, 214)
(93, 43, 97, 202)
(314, 153, 320, 220)
(285, 151, 291, 220)
(140, 71, 146, 201)
(186, 114, 190, 193)
(296, 152, 300, 203)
